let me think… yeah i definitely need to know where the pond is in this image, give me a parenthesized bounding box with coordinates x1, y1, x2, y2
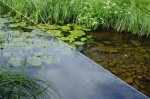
(82, 29, 150, 97)
(0, 14, 149, 99)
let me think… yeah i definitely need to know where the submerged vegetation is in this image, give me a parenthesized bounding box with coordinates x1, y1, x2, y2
(0, 0, 150, 36)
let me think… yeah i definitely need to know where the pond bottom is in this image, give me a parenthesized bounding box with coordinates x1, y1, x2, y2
(82, 29, 150, 97)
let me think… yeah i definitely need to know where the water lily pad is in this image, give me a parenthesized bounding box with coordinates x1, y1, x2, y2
(39, 23, 54, 30)
(34, 52, 45, 56)
(73, 41, 85, 45)
(27, 56, 42, 66)
(15, 42, 27, 47)
(0, 17, 10, 23)
(10, 30, 20, 36)
(8, 57, 23, 66)
(21, 44, 35, 50)
(9, 23, 18, 28)
(47, 25, 60, 30)
(14, 18, 21, 23)
(26, 38, 34, 43)
(61, 50, 73, 55)
(80, 38, 87, 41)
(60, 37, 68, 41)
(18, 22, 26, 27)
(12, 38, 24, 42)
(68, 43, 76, 49)
(48, 30, 64, 37)
(53, 42, 65, 48)
(2, 15, 9, 18)
(73, 24, 82, 30)
(8, 17, 15, 23)
(60, 37, 74, 42)
(87, 35, 92, 39)
(0, 30, 6, 35)
(60, 26, 71, 32)
(82, 27, 91, 31)
(3, 52, 12, 57)
(31, 28, 43, 35)
(69, 30, 85, 38)
(42, 56, 55, 64)
(6, 43, 15, 48)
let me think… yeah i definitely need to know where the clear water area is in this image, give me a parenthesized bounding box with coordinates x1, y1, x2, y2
(0, 15, 149, 99)
(82, 29, 150, 97)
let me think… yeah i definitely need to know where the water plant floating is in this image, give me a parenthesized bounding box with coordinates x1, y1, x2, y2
(8, 57, 23, 66)
(3, 52, 12, 57)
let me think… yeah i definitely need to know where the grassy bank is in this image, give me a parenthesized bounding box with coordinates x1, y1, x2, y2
(0, 0, 150, 36)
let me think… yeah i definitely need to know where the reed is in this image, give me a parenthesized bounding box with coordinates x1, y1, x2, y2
(0, 59, 62, 99)
(1, 0, 150, 36)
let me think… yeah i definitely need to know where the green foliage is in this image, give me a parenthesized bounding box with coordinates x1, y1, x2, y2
(0, 60, 62, 99)
(1, 0, 150, 36)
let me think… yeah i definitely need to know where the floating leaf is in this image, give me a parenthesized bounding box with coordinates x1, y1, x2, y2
(9, 23, 18, 28)
(3, 52, 12, 57)
(15, 42, 27, 47)
(31, 28, 43, 35)
(18, 22, 26, 27)
(48, 30, 64, 37)
(0, 17, 10, 23)
(0, 30, 6, 35)
(60, 26, 71, 32)
(42, 56, 55, 64)
(82, 27, 91, 31)
(34, 52, 45, 56)
(46, 24, 60, 30)
(12, 38, 24, 42)
(80, 38, 87, 41)
(6, 43, 15, 48)
(73, 24, 82, 30)
(26, 38, 34, 43)
(73, 41, 85, 45)
(60, 37, 74, 42)
(27, 56, 42, 66)
(53, 42, 65, 48)
(8, 17, 15, 23)
(87, 35, 92, 39)
(68, 43, 76, 49)
(10, 30, 20, 36)
(14, 18, 21, 23)
(2, 15, 9, 18)
(69, 30, 85, 38)
(8, 57, 23, 66)
(21, 44, 35, 50)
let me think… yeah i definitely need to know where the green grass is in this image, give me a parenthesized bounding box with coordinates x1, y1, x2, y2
(0, 0, 150, 36)
(0, 58, 62, 99)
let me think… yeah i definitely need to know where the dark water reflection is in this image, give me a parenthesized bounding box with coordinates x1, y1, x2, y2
(0, 15, 149, 99)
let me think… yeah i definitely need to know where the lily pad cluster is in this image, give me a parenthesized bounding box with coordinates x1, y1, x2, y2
(0, 15, 68, 67)
(39, 23, 93, 49)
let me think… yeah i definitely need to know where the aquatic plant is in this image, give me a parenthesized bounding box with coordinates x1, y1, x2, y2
(1, 0, 150, 36)
(0, 59, 62, 99)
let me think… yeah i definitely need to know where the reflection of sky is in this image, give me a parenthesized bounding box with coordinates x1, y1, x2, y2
(23, 48, 148, 99)
(0, 18, 149, 99)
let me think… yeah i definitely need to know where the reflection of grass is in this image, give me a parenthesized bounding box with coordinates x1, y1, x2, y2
(1, 0, 150, 36)
(0, 58, 62, 99)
